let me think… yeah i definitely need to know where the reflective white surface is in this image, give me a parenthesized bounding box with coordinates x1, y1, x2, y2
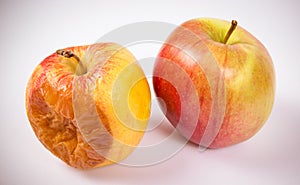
(0, 0, 299, 184)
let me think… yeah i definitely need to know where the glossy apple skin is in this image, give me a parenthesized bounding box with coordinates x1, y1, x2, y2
(26, 43, 151, 169)
(153, 18, 275, 148)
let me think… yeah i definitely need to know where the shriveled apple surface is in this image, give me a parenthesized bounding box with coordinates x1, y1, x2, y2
(26, 44, 151, 169)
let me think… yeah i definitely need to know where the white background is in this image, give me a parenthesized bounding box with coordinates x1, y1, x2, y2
(1, 0, 300, 184)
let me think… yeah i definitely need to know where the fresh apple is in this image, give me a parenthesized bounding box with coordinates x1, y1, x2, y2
(26, 43, 151, 169)
(153, 18, 275, 148)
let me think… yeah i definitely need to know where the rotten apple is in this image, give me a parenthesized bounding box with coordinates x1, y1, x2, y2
(26, 43, 151, 169)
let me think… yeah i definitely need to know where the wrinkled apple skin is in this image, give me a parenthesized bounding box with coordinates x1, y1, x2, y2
(153, 18, 275, 148)
(26, 43, 151, 169)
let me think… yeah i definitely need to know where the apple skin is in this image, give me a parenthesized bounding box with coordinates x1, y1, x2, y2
(153, 18, 275, 148)
(26, 43, 151, 169)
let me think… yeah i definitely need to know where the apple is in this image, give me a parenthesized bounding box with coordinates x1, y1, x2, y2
(153, 18, 275, 148)
(26, 43, 151, 169)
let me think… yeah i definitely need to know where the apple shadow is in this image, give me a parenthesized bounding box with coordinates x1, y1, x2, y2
(79, 116, 189, 184)
(201, 97, 300, 180)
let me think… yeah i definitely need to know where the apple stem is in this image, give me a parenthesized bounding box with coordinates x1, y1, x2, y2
(56, 49, 86, 74)
(223, 20, 238, 44)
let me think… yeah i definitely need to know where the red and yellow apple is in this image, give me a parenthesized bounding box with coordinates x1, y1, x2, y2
(153, 18, 275, 148)
(26, 43, 151, 169)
